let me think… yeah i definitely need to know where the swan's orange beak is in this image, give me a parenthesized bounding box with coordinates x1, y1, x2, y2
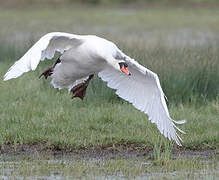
(121, 65, 131, 75)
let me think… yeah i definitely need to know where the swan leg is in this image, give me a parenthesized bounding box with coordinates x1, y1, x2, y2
(39, 58, 61, 79)
(71, 74, 94, 100)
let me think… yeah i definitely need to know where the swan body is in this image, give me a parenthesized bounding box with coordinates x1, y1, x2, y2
(4, 32, 186, 146)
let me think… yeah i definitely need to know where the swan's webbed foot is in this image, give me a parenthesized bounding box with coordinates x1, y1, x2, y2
(71, 74, 94, 100)
(39, 58, 61, 79)
(39, 67, 53, 79)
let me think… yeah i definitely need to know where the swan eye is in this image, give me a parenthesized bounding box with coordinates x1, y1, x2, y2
(119, 62, 128, 68)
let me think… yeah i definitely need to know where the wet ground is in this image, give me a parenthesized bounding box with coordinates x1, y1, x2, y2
(0, 144, 218, 179)
(0, 143, 217, 159)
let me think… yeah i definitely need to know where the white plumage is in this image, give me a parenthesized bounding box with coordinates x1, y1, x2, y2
(3, 32, 186, 146)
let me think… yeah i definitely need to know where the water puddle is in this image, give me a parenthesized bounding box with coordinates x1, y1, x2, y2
(0, 150, 218, 179)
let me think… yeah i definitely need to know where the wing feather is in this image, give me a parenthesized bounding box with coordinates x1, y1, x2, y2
(4, 32, 84, 81)
(98, 57, 186, 146)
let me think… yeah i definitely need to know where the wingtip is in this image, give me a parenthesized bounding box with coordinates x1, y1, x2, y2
(3, 74, 9, 81)
(173, 119, 186, 124)
(170, 119, 186, 146)
(3, 72, 15, 81)
(174, 133, 183, 146)
(176, 142, 182, 146)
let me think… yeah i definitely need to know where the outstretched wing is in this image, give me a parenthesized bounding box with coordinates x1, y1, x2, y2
(4, 32, 84, 81)
(98, 53, 186, 146)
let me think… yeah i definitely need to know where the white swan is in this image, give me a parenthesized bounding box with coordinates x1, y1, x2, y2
(3, 32, 186, 145)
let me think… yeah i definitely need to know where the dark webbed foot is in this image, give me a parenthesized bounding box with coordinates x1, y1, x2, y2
(39, 58, 61, 79)
(39, 67, 53, 79)
(71, 83, 88, 100)
(71, 74, 94, 100)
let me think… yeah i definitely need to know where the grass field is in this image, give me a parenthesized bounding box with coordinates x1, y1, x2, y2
(0, 4, 218, 178)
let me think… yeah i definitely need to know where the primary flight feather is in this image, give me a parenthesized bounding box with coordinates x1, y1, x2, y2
(4, 32, 186, 146)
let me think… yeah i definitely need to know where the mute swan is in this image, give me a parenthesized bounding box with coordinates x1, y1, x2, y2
(4, 32, 186, 145)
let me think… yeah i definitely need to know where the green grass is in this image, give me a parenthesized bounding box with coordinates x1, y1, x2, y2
(0, 41, 218, 150)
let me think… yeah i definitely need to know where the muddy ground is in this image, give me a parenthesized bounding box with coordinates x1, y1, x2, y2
(0, 143, 217, 160)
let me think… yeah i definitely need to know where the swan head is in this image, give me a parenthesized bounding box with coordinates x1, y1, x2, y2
(118, 62, 131, 76)
(107, 58, 131, 76)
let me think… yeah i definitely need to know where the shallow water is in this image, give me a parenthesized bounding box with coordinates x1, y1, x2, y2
(0, 150, 218, 179)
